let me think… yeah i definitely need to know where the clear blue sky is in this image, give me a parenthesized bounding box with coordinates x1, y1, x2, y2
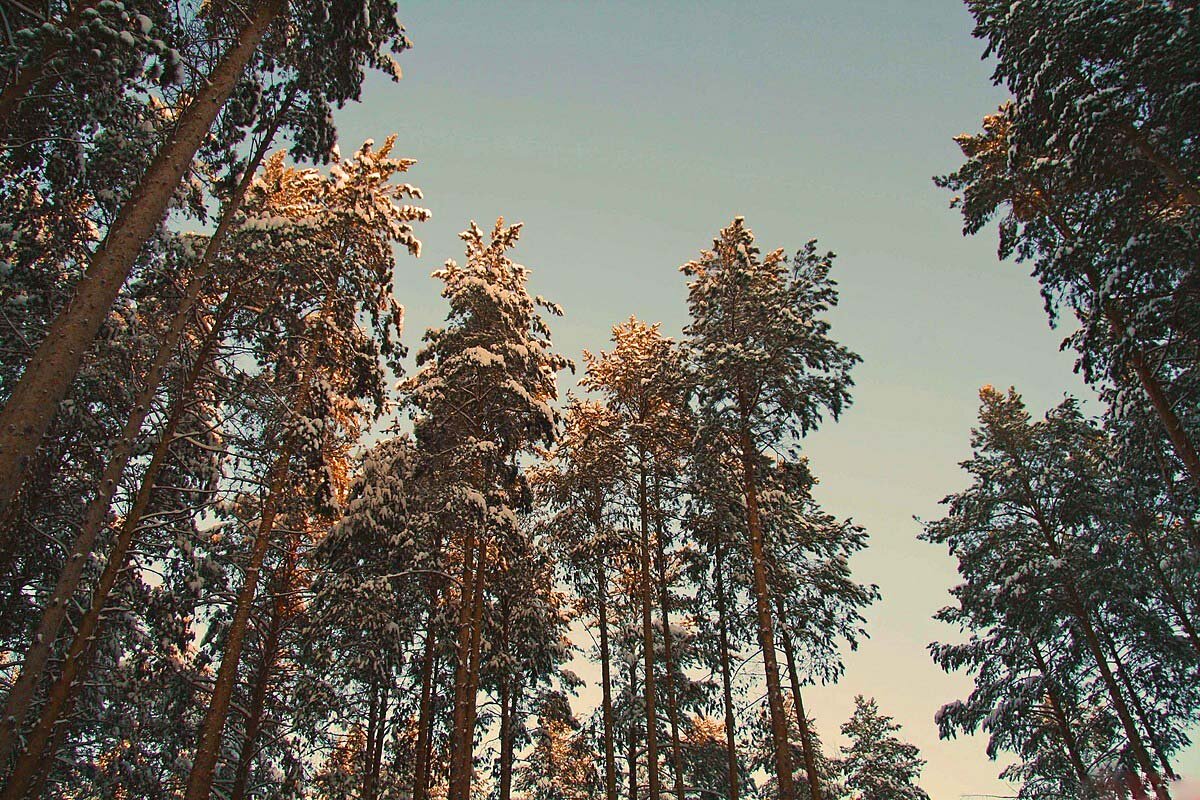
(332, 2, 1198, 797)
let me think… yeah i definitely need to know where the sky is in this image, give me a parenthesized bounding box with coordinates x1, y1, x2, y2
(331, 2, 1198, 798)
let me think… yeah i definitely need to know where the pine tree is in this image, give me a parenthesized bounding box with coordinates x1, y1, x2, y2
(837, 696, 929, 800)
(536, 397, 628, 800)
(581, 317, 693, 800)
(925, 388, 1197, 800)
(682, 218, 859, 800)
(404, 218, 567, 800)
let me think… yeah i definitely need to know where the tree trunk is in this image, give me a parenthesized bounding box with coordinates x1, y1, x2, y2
(449, 535, 488, 800)
(637, 461, 661, 800)
(1100, 629, 1176, 781)
(498, 677, 520, 800)
(447, 528, 478, 800)
(1131, 523, 1200, 660)
(0, 0, 285, 517)
(1022, 487, 1172, 800)
(653, 478, 686, 800)
(1126, 350, 1200, 492)
(364, 681, 381, 800)
(597, 556, 618, 800)
(0, 308, 246, 798)
(22, 641, 95, 800)
(1063, 582, 1170, 800)
(1030, 189, 1200, 492)
(426, 659, 445, 793)
(366, 680, 389, 800)
(1029, 638, 1095, 795)
(714, 547, 739, 800)
(412, 604, 438, 800)
(737, 421, 796, 800)
(461, 539, 488, 793)
(0, 0, 102, 129)
(0, 110, 282, 767)
(229, 573, 290, 800)
(626, 657, 640, 800)
(778, 609, 822, 800)
(183, 446, 293, 800)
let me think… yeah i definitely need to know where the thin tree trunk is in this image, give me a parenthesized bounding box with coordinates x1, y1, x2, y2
(497, 675, 512, 800)
(653, 477, 686, 800)
(412, 604, 438, 800)
(498, 677, 520, 800)
(1031, 189, 1200, 491)
(0, 267, 257, 792)
(597, 555, 618, 800)
(0, 0, 285, 517)
(229, 580, 289, 800)
(1021, 484, 1171, 800)
(626, 657, 639, 800)
(426, 659, 445, 793)
(714, 547, 740, 800)
(0, 109, 283, 767)
(1062, 581, 1170, 800)
(462, 539, 488, 793)
(22, 591, 104, 800)
(738, 420, 796, 800)
(0, 0, 102, 129)
(183, 446, 293, 800)
(364, 680, 380, 800)
(449, 535, 488, 800)
(1126, 350, 1200, 491)
(1100, 629, 1176, 781)
(778, 608, 822, 800)
(367, 680, 389, 800)
(1029, 638, 1095, 795)
(1130, 523, 1200, 660)
(447, 528, 478, 800)
(637, 462, 661, 800)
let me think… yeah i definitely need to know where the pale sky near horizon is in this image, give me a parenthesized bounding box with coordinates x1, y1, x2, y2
(331, 2, 1199, 798)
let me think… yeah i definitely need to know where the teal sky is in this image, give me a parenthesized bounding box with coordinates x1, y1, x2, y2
(332, 2, 1198, 797)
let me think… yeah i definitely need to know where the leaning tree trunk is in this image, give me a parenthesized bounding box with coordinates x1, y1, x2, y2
(228, 568, 290, 800)
(714, 545, 740, 800)
(738, 420, 796, 800)
(1024, 492, 1171, 800)
(184, 445, 294, 800)
(1029, 187, 1200, 491)
(1053, 558, 1171, 799)
(1029, 639, 1096, 796)
(0, 0, 286, 518)
(1117, 121, 1200, 207)
(0, 111, 282, 768)
(636, 462, 662, 800)
(1101, 628, 1176, 781)
(1130, 523, 1200, 660)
